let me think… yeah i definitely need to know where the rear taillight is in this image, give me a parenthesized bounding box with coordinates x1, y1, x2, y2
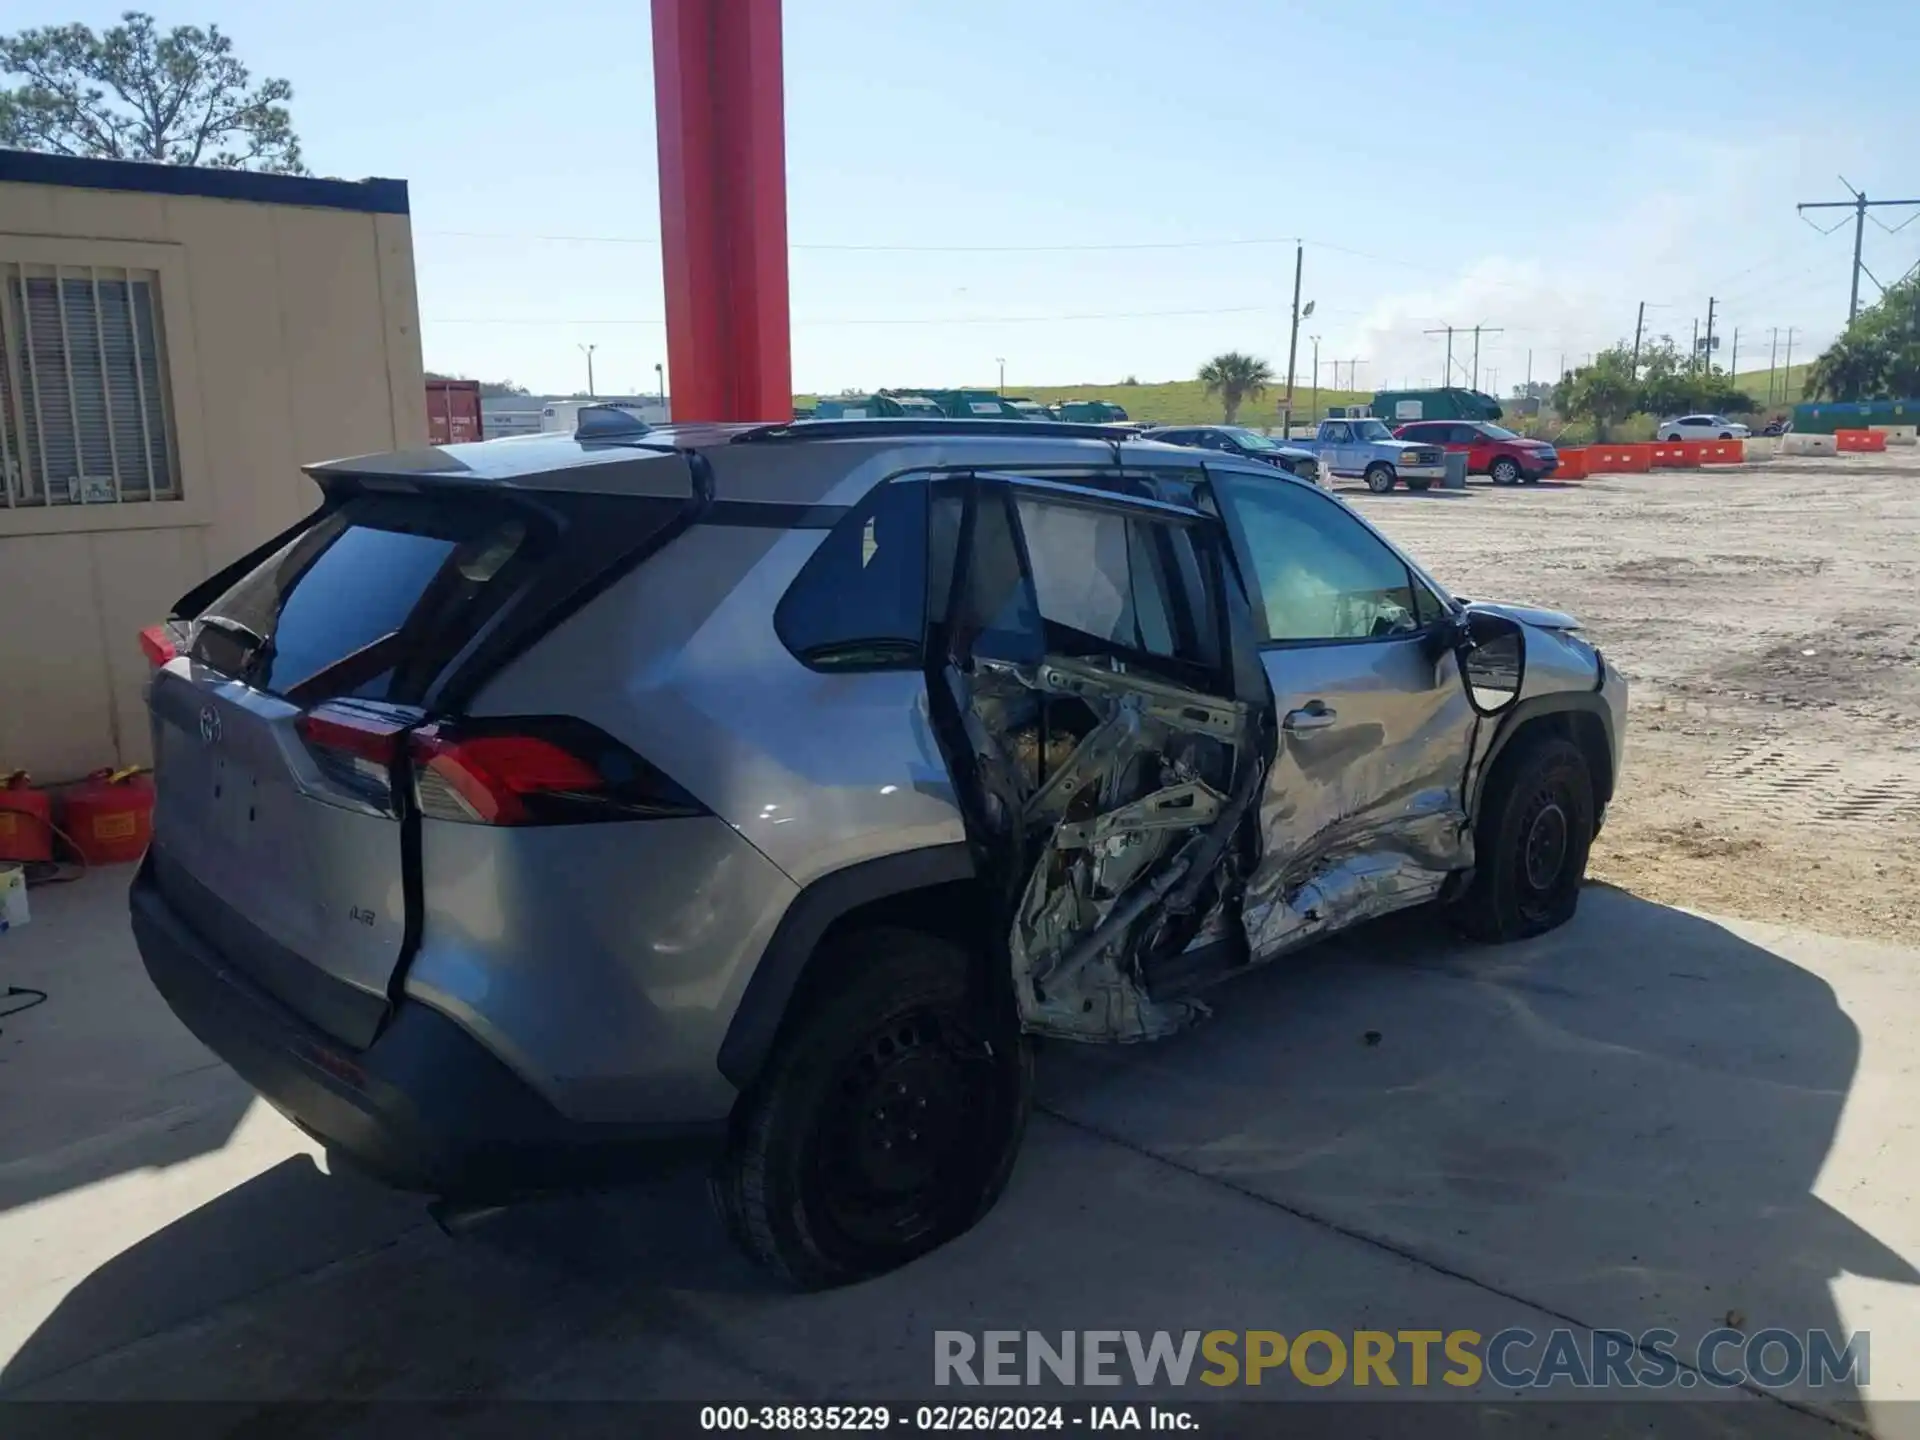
(296, 703, 411, 813)
(409, 717, 707, 827)
(139, 621, 189, 668)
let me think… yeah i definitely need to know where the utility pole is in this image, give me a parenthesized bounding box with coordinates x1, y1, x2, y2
(996, 357, 1006, 394)
(1631, 301, 1646, 374)
(1470, 324, 1503, 391)
(1309, 335, 1321, 423)
(1729, 327, 1738, 387)
(578, 343, 598, 397)
(1425, 325, 1456, 385)
(1797, 181, 1920, 325)
(1526, 349, 1533, 389)
(1767, 328, 1779, 405)
(1703, 297, 1716, 376)
(1282, 243, 1305, 434)
(1782, 327, 1797, 402)
(1690, 318, 1699, 374)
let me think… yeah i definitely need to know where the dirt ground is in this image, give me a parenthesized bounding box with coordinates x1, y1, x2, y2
(1348, 450, 1920, 945)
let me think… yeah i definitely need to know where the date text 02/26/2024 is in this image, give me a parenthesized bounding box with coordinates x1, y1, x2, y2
(699, 1405, 1193, 1431)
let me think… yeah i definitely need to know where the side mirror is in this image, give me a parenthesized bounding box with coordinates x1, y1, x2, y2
(1457, 610, 1526, 715)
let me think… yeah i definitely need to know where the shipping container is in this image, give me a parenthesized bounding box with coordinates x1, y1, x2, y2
(425, 379, 485, 446)
(1371, 387, 1504, 424)
(1790, 399, 1920, 434)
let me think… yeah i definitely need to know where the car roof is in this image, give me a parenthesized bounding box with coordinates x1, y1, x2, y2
(305, 418, 1223, 507)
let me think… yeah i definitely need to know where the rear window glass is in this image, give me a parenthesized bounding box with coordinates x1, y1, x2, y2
(776, 480, 929, 671)
(193, 495, 546, 704)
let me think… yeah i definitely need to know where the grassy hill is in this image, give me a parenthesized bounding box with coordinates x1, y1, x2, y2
(796, 360, 1819, 428)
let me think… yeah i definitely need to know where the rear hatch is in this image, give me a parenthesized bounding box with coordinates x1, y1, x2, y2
(147, 456, 697, 1048)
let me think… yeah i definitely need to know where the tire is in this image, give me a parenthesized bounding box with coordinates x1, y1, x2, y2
(1666, 433, 1683, 443)
(1718, 432, 1733, 440)
(711, 928, 1032, 1289)
(1365, 463, 1396, 493)
(1453, 736, 1595, 943)
(1490, 457, 1521, 486)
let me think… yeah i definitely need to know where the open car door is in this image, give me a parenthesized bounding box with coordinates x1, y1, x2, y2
(925, 472, 1275, 1043)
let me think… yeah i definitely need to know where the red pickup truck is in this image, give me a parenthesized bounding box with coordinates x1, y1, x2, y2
(1392, 420, 1559, 485)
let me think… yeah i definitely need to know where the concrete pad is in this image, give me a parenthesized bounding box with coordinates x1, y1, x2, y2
(1038, 885, 1920, 1420)
(1, 869, 1910, 1436)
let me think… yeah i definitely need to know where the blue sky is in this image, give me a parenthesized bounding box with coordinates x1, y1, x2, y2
(13, 1, 1917, 397)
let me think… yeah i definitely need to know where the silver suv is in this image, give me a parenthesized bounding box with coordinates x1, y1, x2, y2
(132, 414, 1627, 1288)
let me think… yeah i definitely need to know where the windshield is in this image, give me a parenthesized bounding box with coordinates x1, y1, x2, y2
(1222, 427, 1280, 450)
(1482, 424, 1520, 440)
(1354, 420, 1393, 441)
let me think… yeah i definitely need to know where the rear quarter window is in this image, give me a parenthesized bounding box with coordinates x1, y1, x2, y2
(775, 479, 929, 671)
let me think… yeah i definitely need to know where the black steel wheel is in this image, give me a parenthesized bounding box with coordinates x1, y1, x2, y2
(1453, 735, 1595, 942)
(712, 929, 1031, 1288)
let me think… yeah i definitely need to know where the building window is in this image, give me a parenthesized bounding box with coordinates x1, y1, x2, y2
(0, 263, 179, 508)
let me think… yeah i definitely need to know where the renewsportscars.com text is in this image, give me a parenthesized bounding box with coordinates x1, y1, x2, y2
(934, 1328, 1869, 1391)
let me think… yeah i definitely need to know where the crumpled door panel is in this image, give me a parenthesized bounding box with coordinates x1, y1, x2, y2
(950, 652, 1262, 1043)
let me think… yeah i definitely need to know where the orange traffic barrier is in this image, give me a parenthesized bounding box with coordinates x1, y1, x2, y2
(1553, 447, 1589, 479)
(1649, 442, 1701, 468)
(1587, 443, 1652, 473)
(1836, 428, 1888, 453)
(1701, 440, 1744, 464)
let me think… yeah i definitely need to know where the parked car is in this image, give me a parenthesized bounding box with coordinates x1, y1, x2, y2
(1055, 399, 1130, 424)
(813, 393, 943, 419)
(131, 415, 1626, 1289)
(1144, 424, 1323, 481)
(1006, 399, 1056, 421)
(1394, 420, 1559, 486)
(1658, 414, 1750, 442)
(1286, 417, 1449, 492)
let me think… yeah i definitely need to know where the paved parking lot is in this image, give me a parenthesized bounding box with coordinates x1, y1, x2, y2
(4, 865, 1918, 1435)
(5, 459, 1919, 1436)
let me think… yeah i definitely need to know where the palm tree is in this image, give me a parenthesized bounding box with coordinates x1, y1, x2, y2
(1806, 334, 1889, 403)
(1199, 352, 1275, 423)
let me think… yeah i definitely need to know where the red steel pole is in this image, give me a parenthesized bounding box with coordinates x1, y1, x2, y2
(651, 0, 793, 422)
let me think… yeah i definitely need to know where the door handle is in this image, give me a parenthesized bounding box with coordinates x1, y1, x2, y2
(1284, 703, 1338, 732)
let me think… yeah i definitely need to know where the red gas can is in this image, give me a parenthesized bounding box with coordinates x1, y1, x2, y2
(0, 772, 54, 863)
(63, 767, 156, 865)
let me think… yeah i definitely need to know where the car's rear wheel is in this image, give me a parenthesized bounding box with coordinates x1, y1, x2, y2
(1365, 463, 1396, 493)
(712, 928, 1031, 1289)
(1453, 736, 1595, 943)
(1490, 457, 1521, 485)
(1666, 433, 1684, 443)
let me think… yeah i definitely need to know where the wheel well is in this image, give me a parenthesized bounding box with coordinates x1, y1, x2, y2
(1485, 709, 1615, 820)
(792, 878, 997, 1019)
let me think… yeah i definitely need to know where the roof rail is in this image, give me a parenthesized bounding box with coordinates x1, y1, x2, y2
(731, 417, 1129, 444)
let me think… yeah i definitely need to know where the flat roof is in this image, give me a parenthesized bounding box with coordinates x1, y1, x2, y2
(0, 148, 408, 215)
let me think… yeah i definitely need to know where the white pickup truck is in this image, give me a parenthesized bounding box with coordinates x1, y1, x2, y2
(1286, 417, 1449, 492)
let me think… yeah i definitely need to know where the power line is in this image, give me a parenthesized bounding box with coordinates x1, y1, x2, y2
(426, 303, 1277, 328)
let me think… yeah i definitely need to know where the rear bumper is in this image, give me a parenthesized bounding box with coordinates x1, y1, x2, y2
(130, 857, 724, 1199)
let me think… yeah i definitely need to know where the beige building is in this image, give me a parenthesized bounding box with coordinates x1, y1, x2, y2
(0, 150, 426, 781)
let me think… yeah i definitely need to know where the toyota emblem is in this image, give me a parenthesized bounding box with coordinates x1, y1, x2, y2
(198, 706, 221, 745)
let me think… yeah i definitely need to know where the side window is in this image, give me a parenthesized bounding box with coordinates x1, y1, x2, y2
(1322, 422, 1352, 443)
(1209, 474, 1422, 644)
(1012, 493, 1221, 674)
(775, 479, 928, 670)
(1450, 424, 1480, 444)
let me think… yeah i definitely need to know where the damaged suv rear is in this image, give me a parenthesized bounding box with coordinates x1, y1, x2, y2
(132, 416, 1626, 1288)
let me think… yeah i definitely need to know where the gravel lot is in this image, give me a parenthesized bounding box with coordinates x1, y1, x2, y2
(1348, 451, 1920, 945)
